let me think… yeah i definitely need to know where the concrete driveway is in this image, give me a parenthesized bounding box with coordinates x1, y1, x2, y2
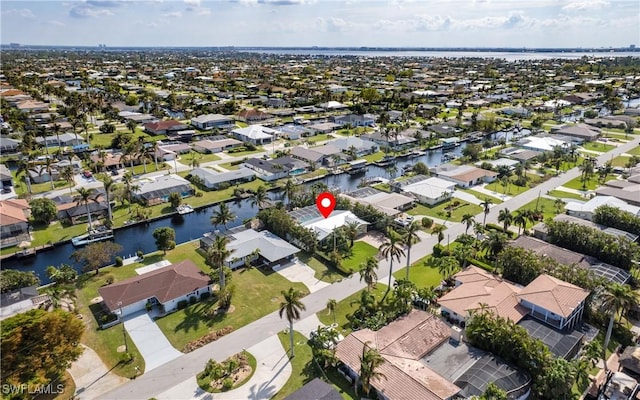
(273, 260, 329, 293)
(69, 345, 128, 400)
(124, 311, 182, 372)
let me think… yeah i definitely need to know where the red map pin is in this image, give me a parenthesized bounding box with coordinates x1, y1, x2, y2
(316, 192, 336, 219)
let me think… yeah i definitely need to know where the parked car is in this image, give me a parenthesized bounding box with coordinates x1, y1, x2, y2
(83, 171, 93, 178)
(110, 169, 119, 176)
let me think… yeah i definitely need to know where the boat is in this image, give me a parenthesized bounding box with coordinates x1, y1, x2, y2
(441, 152, 456, 162)
(407, 150, 426, 158)
(15, 248, 36, 258)
(71, 227, 114, 247)
(374, 155, 395, 167)
(347, 159, 368, 175)
(176, 204, 194, 215)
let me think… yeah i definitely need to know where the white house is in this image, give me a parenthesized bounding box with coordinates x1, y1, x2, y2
(191, 114, 235, 130)
(294, 207, 368, 242)
(400, 177, 456, 205)
(189, 167, 256, 189)
(432, 164, 498, 188)
(98, 260, 211, 318)
(565, 195, 640, 221)
(232, 125, 277, 145)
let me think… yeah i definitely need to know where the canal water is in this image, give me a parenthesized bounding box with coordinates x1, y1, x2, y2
(4, 130, 525, 282)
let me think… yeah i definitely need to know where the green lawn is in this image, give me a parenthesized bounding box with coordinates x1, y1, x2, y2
(363, 151, 385, 163)
(31, 221, 88, 246)
(628, 146, 640, 156)
(306, 134, 332, 144)
(485, 173, 543, 196)
(218, 162, 241, 170)
(393, 254, 445, 288)
(372, 183, 391, 192)
(296, 169, 328, 180)
(75, 265, 146, 378)
(340, 242, 379, 274)
(547, 190, 585, 201)
(225, 147, 264, 157)
(316, 285, 388, 335)
(127, 162, 168, 176)
(298, 252, 346, 283)
(457, 188, 502, 204)
(156, 244, 309, 350)
(563, 174, 616, 191)
(581, 142, 615, 153)
(519, 197, 566, 228)
(406, 200, 483, 222)
(14, 178, 68, 196)
(272, 331, 355, 400)
(184, 152, 221, 164)
(610, 155, 631, 167)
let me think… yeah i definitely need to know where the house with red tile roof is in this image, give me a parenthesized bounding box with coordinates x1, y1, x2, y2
(98, 260, 211, 317)
(0, 199, 31, 248)
(143, 120, 188, 135)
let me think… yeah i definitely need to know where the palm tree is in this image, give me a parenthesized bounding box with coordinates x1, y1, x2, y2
(282, 179, 297, 209)
(326, 298, 337, 325)
(482, 231, 508, 260)
(150, 141, 160, 172)
(60, 165, 75, 193)
(480, 198, 493, 226)
(39, 284, 76, 311)
(431, 225, 446, 244)
(206, 234, 234, 291)
(402, 221, 421, 281)
(358, 342, 387, 397)
(601, 283, 639, 375)
(461, 213, 475, 234)
(211, 202, 236, 229)
(434, 256, 459, 280)
(126, 119, 137, 134)
(343, 221, 361, 248)
(359, 257, 379, 291)
(250, 185, 269, 210)
(379, 228, 405, 301)
(121, 172, 135, 212)
(74, 187, 99, 230)
(279, 287, 306, 358)
(513, 209, 529, 236)
(98, 174, 115, 221)
(497, 208, 513, 232)
(188, 150, 201, 171)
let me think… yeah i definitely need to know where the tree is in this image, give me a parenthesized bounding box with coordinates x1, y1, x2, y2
(153, 227, 176, 254)
(74, 187, 99, 230)
(1, 309, 83, 388)
(379, 228, 405, 301)
(463, 143, 482, 161)
(206, 234, 234, 290)
(30, 198, 57, 225)
(480, 198, 493, 226)
(326, 298, 337, 325)
(46, 264, 77, 285)
(168, 192, 182, 209)
(358, 342, 387, 397)
(513, 209, 529, 236)
(434, 256, 459, 280)
(359, 257, 379, 291)
(282, 179, 297, 209)
(72, 241, 122, 275)
(126, 119, 137, 134)
(39, 283, 76, 311)
(211, 202, 236, 229)
(279, 287, 306, 358)
(0, 270, 40, 293)
(482, 231, 508, 260)
(98, 174, 115, 222)
(462, 213, 475, 234)
(431, 225, 446, 244)
(250, 185, 270, 210)
(413, 162, 429, 176)
(601, 283, 639, 375)
(497, 208, 513, 232)
(477, 383, 507, 400)
(60, 165, 75, 193)
(402, 221, 421, 280)
(343, 221, 361, 248)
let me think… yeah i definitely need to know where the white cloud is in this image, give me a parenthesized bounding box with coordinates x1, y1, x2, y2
(3, 8, 36, 18)
(184, 0, 201, 5)
(162, 11, 182, 17)
(69, 5, 115, 18)
(562, 0, 610, 11)
(48, 20, 66, 26)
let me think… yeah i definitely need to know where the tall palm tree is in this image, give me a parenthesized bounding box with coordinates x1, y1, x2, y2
(359, 257, 379, 291)
(60, 165, 75, 193)
(379, 228, 405, 301)
(250, 185, 269, 210)
(150, 141, 160, 171)
(358, 342, 387, 397)
(279, 287, 306, 358)
(497, 208, 513, 232)
(74, 187, 99, 230)
(39, 284, 76, 311)
(343, 221, 361, 248)
(326, 298, 337, 325)
(211, 202, 236, 229)
(482, 231, 508, 260)
(126, 119, 137, 134)
(480, 198, 493, 226)
(282, 179, 297, 209)
(98, 174, 115, 221)
(461, 213, 475, 234)
(206, 234, 234, 291)
(431, 225, 446, 244)
(121, 172, 135, 212)
(601, 283, 639, 375)
(513, 209, 528, 236)
(402, 221, 421, 281)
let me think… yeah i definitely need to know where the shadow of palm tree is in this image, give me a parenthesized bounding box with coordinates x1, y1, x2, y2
(172, 299, 219, 333)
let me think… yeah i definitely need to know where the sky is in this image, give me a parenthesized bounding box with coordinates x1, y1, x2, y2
(1, 0, 639, 48)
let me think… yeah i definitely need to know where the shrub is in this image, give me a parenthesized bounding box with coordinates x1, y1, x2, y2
(222, 378, 233, 391)
(136, 250, 144, 259)
(120, 352, 133, 364)
(200, 292, 211, 301)
(218, 182, 231, 190)
(177, 300, 188, 310)
(104, 274, 115, 285)
(195, 191, 203, 197)
(189, 296, 197, 305)
(115, 256, 123, 267)
(421, 217, 433, 228)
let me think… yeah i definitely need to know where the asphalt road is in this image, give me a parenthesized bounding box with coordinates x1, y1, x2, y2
(98, 136, 640, 400)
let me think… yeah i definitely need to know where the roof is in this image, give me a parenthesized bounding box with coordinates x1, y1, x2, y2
(341, 189, 414, 217)
(0, 199, 30, 225)
(144, 120, 186, 131)
(194, 138, 243, 150)
(225, 228, 300, 263)
(511, 235, 590, 268)
(244, 158, 290, 174)
(620, 346, 640, 375)
(335, 310, 460, 400)
(285, 378, 342, 400)
(191, 113, 234, 123)
(402, 177, 456, 200)
(517, 318, 584, 358)
(297, 209, 368, 241)
(290, 146, 326, 162)
(190, 167, 255, 186)
(553, 123, 601, 139)
(98, 260, 210, 310)
(516, 274, 589, 318)
(448, 166, 497, 183)
(233, 125, 276, 140)
(565, 195, 640, 216)
(438, 267, 528, 323)
(137, 175, 193, 199)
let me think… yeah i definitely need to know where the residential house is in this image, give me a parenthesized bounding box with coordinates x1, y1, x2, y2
(189, 167, 255, 189)
(190, 114, 235, 130)
(28, 166, 59, 184)
(499, 147, 542, 163)
(475, 158, 520, 171)
(89, 152, 124, 172)
(361, 132, 417, 151)
(551, 123, 601, 142)
(340, 187, 415, 217)
(0, 199, 30, 248)
(307, 122, 341, 134)
(393, 175, 456, 205)
(290, 146, 330, 166)
(99, 260, 211, 317)
(36, 133, 84, 147)
(193, 138, 243, 154)
(331, 114, 375, 128)
(143, 120, 189, 135)
(156, 143, 192, 161)
(119, 111, 156, 123)
(596, 182, 640, 207)
(517, 135, 577, 153)
(0, 164, 13, 189)
(200, 227, 299, 269)
(136, 175, 194, 206)
(318, 101, 348, 110)
(284, 378, 342, 400)
(278, 124, 310, 140)
(534, 214, 638, 246)
(232, 125, 276, 145)
(236, 109, 273, 125)
(431, 164, 498, 188)
(291, 206, 368, 244)
(0, 137, 20, 153)
(57, 200, 109, 225)
(16, 100, 49, 113)
(329, 137, 378, 157)
(270, 156, 309, 176)
(564, 195, 640, 221)
(243, 158, 290, 181)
